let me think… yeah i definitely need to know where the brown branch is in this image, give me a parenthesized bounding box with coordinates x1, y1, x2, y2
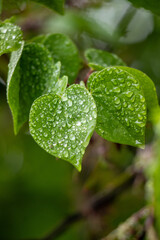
(102, 207, 150, 240)
(39, 167, 138, 240)
(83, 69, 93, 85)
(42, 213, 82, 240)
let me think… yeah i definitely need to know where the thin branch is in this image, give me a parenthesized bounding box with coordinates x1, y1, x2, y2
(39, 167, 138, 240)
(42, 213, 82, 240)
(102, 207, 150, 240)
(83, 69, 93, 85)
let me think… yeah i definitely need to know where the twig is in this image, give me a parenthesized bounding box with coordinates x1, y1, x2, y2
(102, 207, 150, 240)
(83, 69, 93, 85)
(42, 213, 82, 240)
(39, 167, 138, 240)
(145, 208, 159, 240)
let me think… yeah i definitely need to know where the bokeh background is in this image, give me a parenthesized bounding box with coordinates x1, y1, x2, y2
(0, 0, 160, 239)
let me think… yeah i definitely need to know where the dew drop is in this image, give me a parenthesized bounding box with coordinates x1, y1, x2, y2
(140, 95, 145, 103)
(113, 87, 121, 93)
(123, 102, 128, 108)
(84, 106, 89, 113)
(64, 150, 69, 158)
(68, 99, 72, 106)
(76, 121, 81, 126)
(62, 96, 68, 101)
(114, 97, 120, 105)
(44, 132, 48, 137)
(138, 114, 143, 120)
(70, 134, 75, 141)
(111, 79, 118, 85)
(135, 120, 145, 128)
(92, 110, 97, 118)
(125, 91, 133, 98)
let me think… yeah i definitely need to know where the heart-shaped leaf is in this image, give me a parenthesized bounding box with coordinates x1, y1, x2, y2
(87, 67, 147, 148)
(29, 84, 97, 171)
(117, 67, 159, 121)
(0, 20, 23, 56)
(32, 33, 81, 84)
(7, 42, 60, 134)
(85, 48, 126, 71)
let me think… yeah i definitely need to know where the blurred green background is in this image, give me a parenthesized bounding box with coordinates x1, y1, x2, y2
(0, 0, 160, 239)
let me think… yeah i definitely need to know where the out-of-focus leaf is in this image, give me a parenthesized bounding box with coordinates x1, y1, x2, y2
(33, 33, 81, 84)
(0, 20, 23, 56)
(32, 0, 65, 14)
(85, 48, 126, 71)
(119, 67, 159, 121)
(87, 67, 147, 147)
(29, 84, 97, 171)
(152, 110, 160, 237)
(7, 43, 58, 134)
(127, 0, 160, 16)
(2, 0, 65, 14)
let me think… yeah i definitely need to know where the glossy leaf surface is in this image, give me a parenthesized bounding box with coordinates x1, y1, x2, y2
(0, 20, 23, 56)
(29, 84, 97, 171)
(7, 43, 57, 134)
(40, 34, 81, 84)
(85, 48, 126, 71)
(119, 67, 159, 121)
(87, 67, 147, 147)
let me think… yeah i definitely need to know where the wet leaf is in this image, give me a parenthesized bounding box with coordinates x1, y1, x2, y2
(33, 33, 81, 84)
(87, 67, 147, 147)
(7, 42, 58, 134)
(85, 48, 126, 71)
(119, 67, 159, 121)
(127, 0, 160, 16)
(29, 84, 97, 171)
(0, 20, 23, 56)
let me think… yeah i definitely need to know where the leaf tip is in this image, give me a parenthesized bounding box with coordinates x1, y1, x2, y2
(74, 163, 82, 172)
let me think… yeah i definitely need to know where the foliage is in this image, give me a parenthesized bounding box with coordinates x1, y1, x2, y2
(0, 0, 160, 239)
(32, 33, 82, 84)
(127, 0, 160, 16)
(1, 17, 157, 170)
(87, 67, 146, 148)
(0, 19, 23, 56)
(85, 48, 126, 70)
(2, 0, 65, 14)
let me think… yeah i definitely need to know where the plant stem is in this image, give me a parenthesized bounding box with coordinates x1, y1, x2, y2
(39, 167, 138, 240)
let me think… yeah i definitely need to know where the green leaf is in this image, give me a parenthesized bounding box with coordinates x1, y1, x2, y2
(118, 67, 159, 121)
(7, 42, 58, 134)
(33, 33, 81, 84)
(32, 0, 65, 14)
(0, 20, 23, 56)
(29, 84, 97, 171)
(2, 0, 65, 14)
(52, 75, 68, 96)
(87, 67, 147, 147)
(85, 48, 126, 71)
(127, 0, 160, 16)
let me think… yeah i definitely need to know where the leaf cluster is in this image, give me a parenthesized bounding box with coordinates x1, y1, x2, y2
(0, 20, 159, 171)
